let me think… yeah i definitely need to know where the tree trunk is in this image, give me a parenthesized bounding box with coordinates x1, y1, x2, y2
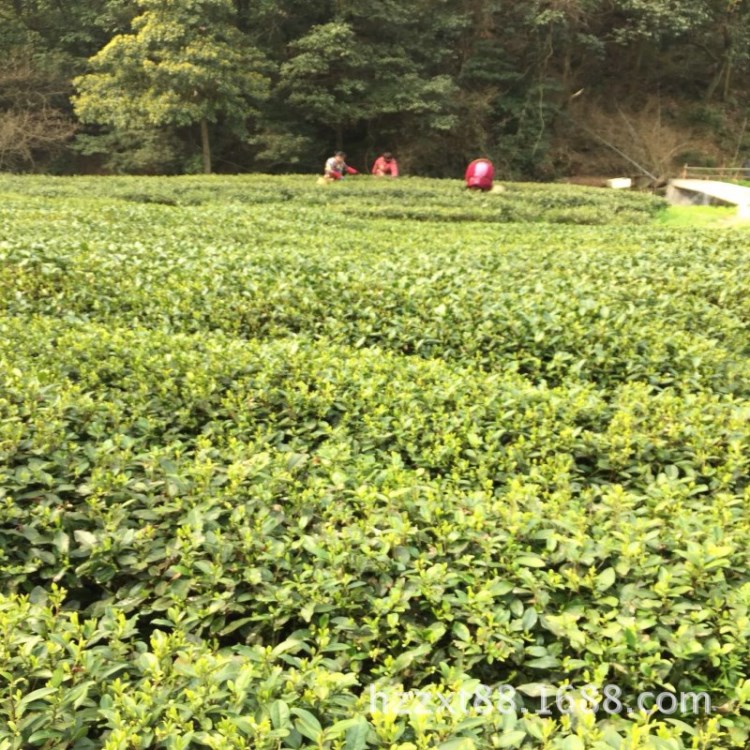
(722, 23, 733, 102)
(723, 54, 733, 102)
(562, 46, 571, 93)
(234, 0, 251, 31)
(707, 23, 734, 102)
(705, 62, 725, 102)
(200, 118, 212, 174)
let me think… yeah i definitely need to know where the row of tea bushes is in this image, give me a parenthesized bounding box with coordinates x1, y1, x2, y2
(0, 174, 666, 225)
(2, 319, 750, 747)
(0, 193, 748, 394)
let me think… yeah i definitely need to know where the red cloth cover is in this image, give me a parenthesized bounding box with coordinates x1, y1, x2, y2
(465, 159, 494, 190)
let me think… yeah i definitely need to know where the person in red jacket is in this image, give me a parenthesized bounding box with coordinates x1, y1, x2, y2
(465, 158, 494, 191)
(324, 151, 358, 181)
(372, 152, 399, 177)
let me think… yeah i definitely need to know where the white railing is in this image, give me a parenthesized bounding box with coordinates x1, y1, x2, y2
(680, 165, 750, 180)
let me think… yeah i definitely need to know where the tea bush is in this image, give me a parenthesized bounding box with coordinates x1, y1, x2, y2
(1, 175, 749, 749)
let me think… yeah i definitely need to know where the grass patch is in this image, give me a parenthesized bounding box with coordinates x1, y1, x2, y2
(657, 204, 744, 227)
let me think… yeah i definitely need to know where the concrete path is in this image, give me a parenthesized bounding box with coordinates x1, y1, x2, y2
(667, 179, 750, 216)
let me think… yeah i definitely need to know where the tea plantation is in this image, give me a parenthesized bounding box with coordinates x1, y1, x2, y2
(1, 175, 750, 750)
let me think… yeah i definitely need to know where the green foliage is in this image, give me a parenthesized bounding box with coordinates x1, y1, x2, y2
(72, 0, 270, 171)
(612, 0, 712, 43)
(5, 0, 750, 174)
(279, 22, 368, 137)
(656, 205, 739, 227)
(279, 20, 458, 151)
(0, 0, 137, 59)
(0, 175, 750, 748)
(74, 0, 269, 129)
(73, 128, 185, 174)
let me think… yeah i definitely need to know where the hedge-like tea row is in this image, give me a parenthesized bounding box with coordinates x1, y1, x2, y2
(0, 183, 747, 394)
(1, 176, 749, 749)
(0, 174, 666, 225)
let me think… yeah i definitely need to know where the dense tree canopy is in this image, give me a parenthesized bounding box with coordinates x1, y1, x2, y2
(73, 0, 270, 173)
(2, 0, 750, 176)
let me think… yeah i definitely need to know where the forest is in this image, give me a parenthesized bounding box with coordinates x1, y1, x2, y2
(2, 0, 750, 179)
